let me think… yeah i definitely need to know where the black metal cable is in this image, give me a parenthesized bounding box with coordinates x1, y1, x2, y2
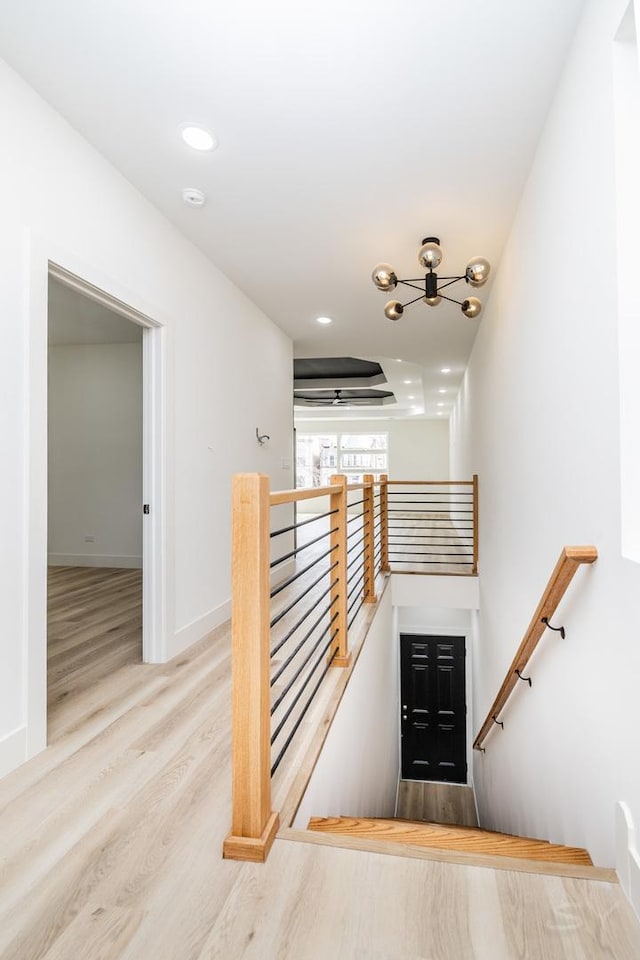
(388, 550, 473, 557)
(269, 561, 338, 628)
(347, 513, 367, 527)
(271, 628, 337, 725)
(388, 558, 473, 565)
(348, 598, 365, 630)
(271, 605, 339, 686)
(347, 533, 367, 556)
(269, 526, 338, 569)
(270, 579, 338, 655)
(346, 498, 366, 508)
(271, 620, 339, 716)
(270, 544, 338, 599)
(270, 645, 338, 776)
(347, 520, 369, 539)
(270, 508, 338, 539)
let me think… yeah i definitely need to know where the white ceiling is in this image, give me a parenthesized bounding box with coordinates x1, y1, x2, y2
(0, 0, 585, 417)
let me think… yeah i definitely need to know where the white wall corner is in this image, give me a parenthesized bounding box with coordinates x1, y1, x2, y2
(169, 599, 231, 661)
(0, 726, 27, 779)
(616, 801, 640, 920)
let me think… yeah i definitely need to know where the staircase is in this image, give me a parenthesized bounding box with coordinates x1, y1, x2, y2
(307, 816, 593, 867)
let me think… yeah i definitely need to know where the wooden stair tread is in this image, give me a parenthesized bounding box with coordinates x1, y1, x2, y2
(386, 817, 551, 843)
(307, 816, 593, 866)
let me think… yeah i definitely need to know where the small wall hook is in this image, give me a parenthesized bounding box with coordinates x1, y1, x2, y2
(492, 715, 504, 729)
(541, 616, 565, 638)
(515, 668, 532, 687)
(256, 428, 270, 445)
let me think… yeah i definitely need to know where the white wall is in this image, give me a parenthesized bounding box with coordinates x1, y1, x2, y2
(450, 0, 640, 866)
(295, 417, 450, 479)
(0, 59, 292, 776)
(48, 342, 143, 567)
(293, 585, 399, 826)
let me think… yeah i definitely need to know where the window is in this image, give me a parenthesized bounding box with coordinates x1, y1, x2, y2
(296, 432, 388, 487)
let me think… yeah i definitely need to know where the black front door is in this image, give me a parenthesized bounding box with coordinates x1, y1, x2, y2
(400, 633, 467, 783)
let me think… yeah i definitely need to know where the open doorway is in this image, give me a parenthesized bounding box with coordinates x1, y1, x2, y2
(47, 276, 144, 739)
(43, 264, 166, 743)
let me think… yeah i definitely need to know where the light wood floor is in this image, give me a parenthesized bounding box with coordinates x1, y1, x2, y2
(397, 779, 479, 827)
(48, 566, 143, 742)
(1, 572, 639, 958)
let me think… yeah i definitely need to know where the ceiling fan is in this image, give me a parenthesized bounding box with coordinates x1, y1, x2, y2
(293, 388, 395, 407)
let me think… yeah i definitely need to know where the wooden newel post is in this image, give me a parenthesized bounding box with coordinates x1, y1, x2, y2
(379, 474, 390, 573)
(223, 474, 279, 862)
(329, 474, 350, 667)
(363, 474, 376, 603)
(472, 473, 479, 575)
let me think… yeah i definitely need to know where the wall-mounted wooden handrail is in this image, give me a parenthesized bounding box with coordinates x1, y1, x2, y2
(473, 545, 597, 751)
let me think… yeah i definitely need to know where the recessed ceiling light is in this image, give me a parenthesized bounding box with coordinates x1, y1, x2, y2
(180, 123, 217, 151)
(439, 389, 447, 394)
(394, 358, 404, 362)
(403, 379, 412, 385)
(316, 316, 333, 325)
(182, 187, 206, 207)
(437, 402, 445, 407)
(408, 395, 415, 400)
(440, 367, 451, 374)
(437, 411, 444, 416)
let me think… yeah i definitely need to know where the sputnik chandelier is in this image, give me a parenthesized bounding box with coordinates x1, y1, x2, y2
(371, 236, 490, 322)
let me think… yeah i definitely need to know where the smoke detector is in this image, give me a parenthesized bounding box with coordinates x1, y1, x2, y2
(182, 187, 206, 207)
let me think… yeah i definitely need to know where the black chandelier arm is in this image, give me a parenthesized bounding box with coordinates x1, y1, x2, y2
(437, 275, 466, 281)
(400, 293, 428, 308)
(437, 277, 466, 291)
(437, 292, 466, 306)
(397, 280, 427, 294)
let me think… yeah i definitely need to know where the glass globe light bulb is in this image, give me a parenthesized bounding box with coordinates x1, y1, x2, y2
(384, 300, 404, 322)
(462, 297, 482, 319)
(465, 256, 490, 287)
(418, 239, 443, 270)
(423, 295, 442, 307)
(371, 263, 397, 292)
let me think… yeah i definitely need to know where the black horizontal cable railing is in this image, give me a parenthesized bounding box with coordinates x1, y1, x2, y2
(269, 503, 344, 777)
(224, 471, 477, 863)
(386, 480, 477, 574)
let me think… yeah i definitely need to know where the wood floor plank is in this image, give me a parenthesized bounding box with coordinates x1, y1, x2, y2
(397, 779, 479, 826)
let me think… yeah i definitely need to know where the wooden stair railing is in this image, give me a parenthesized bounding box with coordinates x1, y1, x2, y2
(223, 472, 480, 862)
(473, 546, 597, 751)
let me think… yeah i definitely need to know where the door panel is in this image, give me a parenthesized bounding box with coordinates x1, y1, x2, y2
(400, 633, 466, 783)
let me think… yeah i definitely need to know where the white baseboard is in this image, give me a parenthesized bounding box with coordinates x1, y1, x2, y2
(168, 560, 295, 662)
(169, 598, 232, 660)
(0, 726, 27, 779)
(48, 553, 143, 569)
(616, 801, 640, 921)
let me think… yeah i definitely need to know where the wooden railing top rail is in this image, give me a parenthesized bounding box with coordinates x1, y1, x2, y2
(270, 484, 341, 506)
(473, 545, 597, 751)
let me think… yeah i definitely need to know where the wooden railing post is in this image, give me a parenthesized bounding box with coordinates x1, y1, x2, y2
(363, 474, 376, 603)
(329, 474, 350, 667)
(223, 474, 279, 862)
(472, 473, 479, 575)
(379, 474, 390, 573)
